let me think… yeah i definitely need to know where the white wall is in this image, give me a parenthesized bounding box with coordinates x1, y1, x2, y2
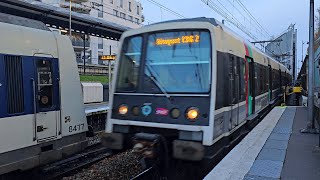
(87, 0, 143, 65)
(30, 0, 144, 65)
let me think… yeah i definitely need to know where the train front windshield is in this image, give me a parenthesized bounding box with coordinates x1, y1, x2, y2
(116, 30, 211, 93)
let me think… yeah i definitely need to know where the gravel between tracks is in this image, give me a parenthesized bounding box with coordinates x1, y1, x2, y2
(63, 150, 143, 180)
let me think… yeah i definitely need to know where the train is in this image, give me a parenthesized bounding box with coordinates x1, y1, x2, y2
(0, 14, 90, 175)
(103, 17, 292, 161)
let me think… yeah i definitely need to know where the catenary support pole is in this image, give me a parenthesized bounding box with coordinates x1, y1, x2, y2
(109, 45, 112, 102)
(302, 0, 319, 134)
(308, 0, 315, 129)
(69, 0, 72, 37)
(83, 34, 86, 75)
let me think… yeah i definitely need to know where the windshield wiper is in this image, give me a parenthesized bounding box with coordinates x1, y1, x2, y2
(145, 63, 171, 99)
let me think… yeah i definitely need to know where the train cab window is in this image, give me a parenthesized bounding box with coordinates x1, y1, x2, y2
(144, 30, 211, 93)
(116, 36, 142, 92)
(37, 60, 53, 109)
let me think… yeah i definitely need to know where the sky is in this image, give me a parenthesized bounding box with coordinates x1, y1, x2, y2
(140, 0, 320, 71)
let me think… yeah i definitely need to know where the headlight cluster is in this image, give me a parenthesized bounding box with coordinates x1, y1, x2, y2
(117, 105, 201, 121)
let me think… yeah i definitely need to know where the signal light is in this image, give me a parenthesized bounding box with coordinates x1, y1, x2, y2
(132, 106, 139, 116)
(170, 108, 180, 119)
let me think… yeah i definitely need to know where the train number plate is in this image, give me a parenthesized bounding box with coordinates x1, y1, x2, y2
(87, 135, 101, 146)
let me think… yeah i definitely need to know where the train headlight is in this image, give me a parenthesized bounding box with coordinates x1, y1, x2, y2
(170, 108, 180, 119)
(118, 105, 128, 115)
(186, 107, 199, 120)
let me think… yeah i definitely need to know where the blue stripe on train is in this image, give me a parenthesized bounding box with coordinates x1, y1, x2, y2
(0, 54, 60, 118)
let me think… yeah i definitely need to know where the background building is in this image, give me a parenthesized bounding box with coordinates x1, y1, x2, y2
(29, 0, 143, 65)
(265, 24, 298, 79)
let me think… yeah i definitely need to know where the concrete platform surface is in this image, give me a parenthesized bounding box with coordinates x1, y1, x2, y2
(204, 107, 320, 180)
(280, 107, 320, 180)
(204, 107, 286, 180)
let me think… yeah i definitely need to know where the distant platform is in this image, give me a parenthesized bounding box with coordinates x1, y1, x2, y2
(204, 106, 320, 180)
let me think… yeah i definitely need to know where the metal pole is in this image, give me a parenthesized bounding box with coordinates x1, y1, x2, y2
(308, 0, 315, 128)
(301, 0, 319, 134)
(69, 0, 72, 37)
(109, 45, 112, 91)
(83, 34, 86, 75)
(302, 41, 305, 64)
(108, 45, 112, 102)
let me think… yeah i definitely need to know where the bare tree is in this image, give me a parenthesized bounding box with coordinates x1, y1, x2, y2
(316, 7, 320, 35)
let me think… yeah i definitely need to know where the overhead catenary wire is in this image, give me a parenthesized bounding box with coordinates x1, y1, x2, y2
(234, 0, 271, 38)
(144, 0, 186, 18)
(201, 0, 281, 58)
(201, 0, 259, 41)
(201, 0, 272, 42)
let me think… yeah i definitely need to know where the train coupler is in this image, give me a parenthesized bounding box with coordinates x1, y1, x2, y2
(132, 133, 170, 178)
(132, 133, 162, 159)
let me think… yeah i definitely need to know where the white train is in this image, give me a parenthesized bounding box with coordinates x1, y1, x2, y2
(0, 14, 89, 175)
(103, 18, 291, 161)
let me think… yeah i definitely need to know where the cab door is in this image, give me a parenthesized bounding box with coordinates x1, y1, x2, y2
(33, 57, 60, 141)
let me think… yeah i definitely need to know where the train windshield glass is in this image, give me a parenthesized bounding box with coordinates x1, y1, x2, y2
(116, 36, 142, 92)
(145, 30, 211, 93)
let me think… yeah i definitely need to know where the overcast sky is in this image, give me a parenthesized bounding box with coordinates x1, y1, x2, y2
(141, 0, 319, 70)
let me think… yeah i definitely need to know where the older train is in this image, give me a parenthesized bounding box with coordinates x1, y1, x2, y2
(0, 14, 90, 175)
(103, 18, 291, 161)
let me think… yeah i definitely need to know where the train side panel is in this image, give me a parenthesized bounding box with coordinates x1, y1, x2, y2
(0, 22, 59, 153)
(55, 35, 88, 136)
(0, 19, 88, 174)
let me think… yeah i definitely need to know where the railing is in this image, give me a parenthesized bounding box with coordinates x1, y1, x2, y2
(72, 39, 90, 48)
(78, 64, 114, 75)
(60, 1, 91, 14)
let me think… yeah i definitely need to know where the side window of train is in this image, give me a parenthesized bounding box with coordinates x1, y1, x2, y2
(254, 63, 260, 96)
(264, 67, 268, 93)
(37, 60, 53, 109)
(228, 55, 235, 104)
(239, 58, 246, 101)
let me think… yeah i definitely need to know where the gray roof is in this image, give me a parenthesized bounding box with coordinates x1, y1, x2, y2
(0, 0, 131, 39)
(152, 17, 218, 26)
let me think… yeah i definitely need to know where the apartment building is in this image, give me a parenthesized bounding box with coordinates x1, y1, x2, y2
(29, 0, 143, 65)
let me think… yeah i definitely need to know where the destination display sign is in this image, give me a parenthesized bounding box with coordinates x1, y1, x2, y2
(155, 35, 200, 46)
(99, 55, 116, 61)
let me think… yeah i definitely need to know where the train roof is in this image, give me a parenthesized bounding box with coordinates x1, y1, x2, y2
(0, 15, 62, 58)
(152, 17, 218, 26)
(129, 17, 291, 74)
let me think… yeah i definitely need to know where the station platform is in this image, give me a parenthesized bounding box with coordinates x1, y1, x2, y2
(204, 106, 320, 180)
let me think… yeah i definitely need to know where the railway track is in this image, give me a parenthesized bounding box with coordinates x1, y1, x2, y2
(19, 103, 278, 180)
(37, 146, 113, 180)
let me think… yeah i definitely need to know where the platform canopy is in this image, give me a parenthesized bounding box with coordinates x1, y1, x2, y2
(0, 0, 130, 40)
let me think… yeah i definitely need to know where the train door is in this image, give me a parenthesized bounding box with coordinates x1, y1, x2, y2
(229, 55, 240, 129)
(247, 57, 255, 115)
(33, 57, 60, 141)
